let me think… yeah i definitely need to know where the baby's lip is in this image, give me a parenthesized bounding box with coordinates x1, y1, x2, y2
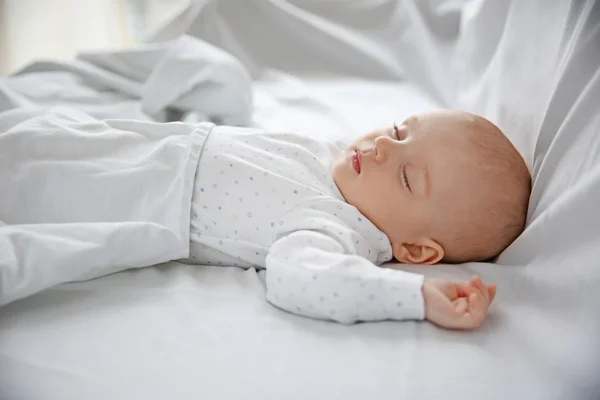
(352, 149, 361, 174)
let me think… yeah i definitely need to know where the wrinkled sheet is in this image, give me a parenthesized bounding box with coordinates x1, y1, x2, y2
(0, 34, 252, 125)
(1, 0, 600, 399)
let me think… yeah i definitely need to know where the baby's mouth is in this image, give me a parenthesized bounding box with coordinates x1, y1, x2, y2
(352, 149, 361, 174)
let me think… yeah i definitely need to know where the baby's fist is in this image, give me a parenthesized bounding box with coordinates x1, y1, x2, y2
(422, 276, 496, 330)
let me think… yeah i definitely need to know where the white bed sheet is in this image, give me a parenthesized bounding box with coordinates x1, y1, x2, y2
(1, 0, 600, 399)
(0, 75, 589, 400)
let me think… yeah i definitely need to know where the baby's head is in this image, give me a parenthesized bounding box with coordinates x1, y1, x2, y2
(332, 109, 531, 264)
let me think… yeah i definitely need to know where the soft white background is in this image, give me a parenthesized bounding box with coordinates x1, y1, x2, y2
(0, 0, 185, 74)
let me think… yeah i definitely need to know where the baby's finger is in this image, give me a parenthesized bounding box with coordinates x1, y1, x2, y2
(456, 280, 481, 297)
(455, 282, 473, 298)
(471, 276, 489, 303)
(462, 293, 487, 329)
(488, 285, 497, 304)
(454, 297, 468, 314)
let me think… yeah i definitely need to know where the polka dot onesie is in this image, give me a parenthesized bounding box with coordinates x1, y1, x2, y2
(187, 124, 425, 324)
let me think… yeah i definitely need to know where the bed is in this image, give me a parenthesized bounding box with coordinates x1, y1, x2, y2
(1, 1, 599, 399)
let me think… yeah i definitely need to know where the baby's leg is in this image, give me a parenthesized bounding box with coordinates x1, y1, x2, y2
(0, 107, 209, 305)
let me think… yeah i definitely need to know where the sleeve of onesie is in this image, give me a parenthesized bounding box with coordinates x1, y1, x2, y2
(265, 230, 425, 324)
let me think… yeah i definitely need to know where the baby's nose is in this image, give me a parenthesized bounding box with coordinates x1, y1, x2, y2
(373, 136, 393, 164)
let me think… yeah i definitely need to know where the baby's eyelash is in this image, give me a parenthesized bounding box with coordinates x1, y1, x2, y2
(402, 165, 411, 191)
(393, 121, 399, 139)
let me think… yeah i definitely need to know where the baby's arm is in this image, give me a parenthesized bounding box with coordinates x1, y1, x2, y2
(266, 231, 496, 329)
(265, 230, 425, 324)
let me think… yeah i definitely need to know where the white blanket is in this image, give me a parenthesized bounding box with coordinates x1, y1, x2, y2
(0, 107, 214, 306)
(1, 0, 599, 399)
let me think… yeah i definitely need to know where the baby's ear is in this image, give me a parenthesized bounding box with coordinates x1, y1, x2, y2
(392, 239, 444, 265)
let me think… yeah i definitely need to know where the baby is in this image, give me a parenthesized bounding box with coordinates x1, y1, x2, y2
(0, 108, 530, 330)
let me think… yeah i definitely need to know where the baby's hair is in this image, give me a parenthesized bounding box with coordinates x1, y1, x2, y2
(439, 114, 531, 263)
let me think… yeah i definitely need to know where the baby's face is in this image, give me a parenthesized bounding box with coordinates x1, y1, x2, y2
(332, 110, 480, 264)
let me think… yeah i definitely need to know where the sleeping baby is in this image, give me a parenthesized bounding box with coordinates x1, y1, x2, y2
(0, 108, 531, 330)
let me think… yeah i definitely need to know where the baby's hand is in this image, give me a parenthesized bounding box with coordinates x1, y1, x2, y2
(422, 276, 496, 330)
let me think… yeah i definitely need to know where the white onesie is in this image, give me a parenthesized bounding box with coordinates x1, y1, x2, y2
(187, 125, 425, 324)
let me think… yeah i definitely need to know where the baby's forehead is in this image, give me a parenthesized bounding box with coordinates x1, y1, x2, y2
(427, 116, 493, 152)
(423, 128, 477, 158)
(430, 140, 489, 188)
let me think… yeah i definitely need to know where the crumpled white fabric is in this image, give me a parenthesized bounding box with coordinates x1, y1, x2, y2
(0, 35, 253, 125)
(0, 107, 212, 306)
